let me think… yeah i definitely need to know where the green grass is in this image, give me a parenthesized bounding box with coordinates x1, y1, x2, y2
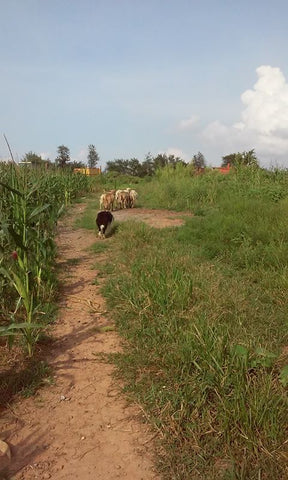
(103, 224, 287, 479)
(97, 261, 116, 277)
(74, 199, 99, 230)
(71, 169, 288, 479)
(88, 242, 109, 254)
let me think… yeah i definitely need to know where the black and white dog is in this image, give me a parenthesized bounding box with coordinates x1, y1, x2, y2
(96, 211, 114, 239)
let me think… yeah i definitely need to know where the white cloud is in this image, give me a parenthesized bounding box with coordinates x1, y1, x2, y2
(240, 66, 288, 137)
(202, 65, 288, 167)
(202, 121, 230, 141)
(178, 115, 199, 130)
(75, 148, 88, 163)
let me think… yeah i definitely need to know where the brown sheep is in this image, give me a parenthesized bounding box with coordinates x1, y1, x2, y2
(99, 191, 115, 211)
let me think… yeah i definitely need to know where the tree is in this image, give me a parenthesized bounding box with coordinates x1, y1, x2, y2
(153, 153, 186, 170)
(153, 153, 169, 169)
(106, 159, 130, 175)
(55, 145, 70, 168)
(141, 152, 155, 176)
(126, 158, 142, 176)
(221, 153, 238, 167)
(105, 153, 187, 178)
(222, 149, 259, 168)
(69, 160, 86, 169)
(241, 149, 259, 167)
(87, 144, 99, 168)
(105, 158, 142, 176)
(21, 151, 51, 168)
(22, 151, 45, 165)
(191, 151, 206, 170)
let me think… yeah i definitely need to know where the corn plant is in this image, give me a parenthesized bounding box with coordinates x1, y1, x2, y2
(0, 162, 91, 356)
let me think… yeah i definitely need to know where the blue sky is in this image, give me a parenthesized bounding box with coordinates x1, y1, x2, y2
(1, 0, 288, 168)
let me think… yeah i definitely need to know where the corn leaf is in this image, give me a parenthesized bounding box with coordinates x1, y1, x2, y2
(8, 225, 28, 250)
(0, 180, 23, 196)
(28, 203, 51, 222)
(0, 323, 44, 336)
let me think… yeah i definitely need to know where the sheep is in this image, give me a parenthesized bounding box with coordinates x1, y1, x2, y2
(115, 189, 130, 209)
(128, 189, 138, 208)
(96, 211, 114, 239)
(99, 190, 115, 211)
(123, 189, 131, 208)
(115, 190, 122, 209)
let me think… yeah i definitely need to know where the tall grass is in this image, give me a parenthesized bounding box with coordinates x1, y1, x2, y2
(0, 163, 92, 355)
(137, 163, 288, 212)
(96, 166, 288, 479)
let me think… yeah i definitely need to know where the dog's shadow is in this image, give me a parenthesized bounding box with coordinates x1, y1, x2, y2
(105, 220, 119, 238)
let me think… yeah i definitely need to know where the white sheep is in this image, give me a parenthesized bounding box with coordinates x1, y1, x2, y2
(115, 189, 129, 209)
(128, 189, 138, 208)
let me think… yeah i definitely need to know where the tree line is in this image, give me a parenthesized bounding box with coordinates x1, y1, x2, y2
(105, 149, 259, 177)
(21, 144, 99, 169)
(21, 145, 260, 175)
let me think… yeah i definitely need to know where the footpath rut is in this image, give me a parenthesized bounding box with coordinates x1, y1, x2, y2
(3, 203, 160, 480)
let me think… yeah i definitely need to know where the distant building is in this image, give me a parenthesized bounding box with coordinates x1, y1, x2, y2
(73, 167, 101, 176)
(213, 163, 231, 174)
(18, 160, 50, 169)
(195, 163, 231, 175)
(18, 161, 32, 166)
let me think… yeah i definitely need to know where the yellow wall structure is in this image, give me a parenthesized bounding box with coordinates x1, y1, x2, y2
(73, 167, 101, 176)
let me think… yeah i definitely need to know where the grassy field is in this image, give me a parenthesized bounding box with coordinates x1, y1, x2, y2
(1, 163, 287, 478)
(82, 165, 288, 479)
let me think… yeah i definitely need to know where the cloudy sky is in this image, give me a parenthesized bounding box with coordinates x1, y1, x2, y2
(1, 0, 288, 168)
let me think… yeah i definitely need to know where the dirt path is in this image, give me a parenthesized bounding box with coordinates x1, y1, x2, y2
(1, 205, 188, 480)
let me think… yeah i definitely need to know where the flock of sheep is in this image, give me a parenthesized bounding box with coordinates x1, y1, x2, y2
(96, 188, 138, 239)
(99, 188, 138, 211)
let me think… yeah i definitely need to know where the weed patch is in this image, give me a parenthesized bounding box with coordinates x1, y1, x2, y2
(88, 242, 109, 254)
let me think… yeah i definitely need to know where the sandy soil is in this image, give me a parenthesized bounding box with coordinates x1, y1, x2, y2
(1, 205, 189, 480)
(112, 208, 190, 229)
